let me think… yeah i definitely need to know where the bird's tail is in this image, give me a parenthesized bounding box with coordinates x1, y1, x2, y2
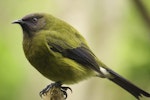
(104, 68, 150, 100)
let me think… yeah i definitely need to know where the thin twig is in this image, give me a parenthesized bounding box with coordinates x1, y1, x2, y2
(133, 0, 150, 27)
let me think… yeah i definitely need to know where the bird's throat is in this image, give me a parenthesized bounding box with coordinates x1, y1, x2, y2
(21, 25, 33, 38)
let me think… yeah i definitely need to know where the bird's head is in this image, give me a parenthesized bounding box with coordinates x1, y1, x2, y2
(12, 13, 54, 37)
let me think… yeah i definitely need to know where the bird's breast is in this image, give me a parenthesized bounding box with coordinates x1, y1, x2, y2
(22, 36, 95, 84)
(23, 37, 53, 73)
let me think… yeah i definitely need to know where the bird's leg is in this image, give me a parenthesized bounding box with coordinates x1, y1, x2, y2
(39, 81, 72, 99)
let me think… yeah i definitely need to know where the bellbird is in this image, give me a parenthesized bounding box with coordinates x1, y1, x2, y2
(13, 13, 150, 99)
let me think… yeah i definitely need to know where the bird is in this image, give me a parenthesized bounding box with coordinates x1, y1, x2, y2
(12, 13, 150, 100)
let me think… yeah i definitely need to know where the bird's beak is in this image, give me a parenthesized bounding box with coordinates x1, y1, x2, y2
(12, 19, 23, 24)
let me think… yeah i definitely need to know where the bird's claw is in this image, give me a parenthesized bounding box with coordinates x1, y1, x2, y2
(39, 82, 72, 99)
(39, 84, 53, 97)
(60, 86, 72, 99)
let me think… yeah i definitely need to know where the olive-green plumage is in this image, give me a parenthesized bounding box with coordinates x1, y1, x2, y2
(13, 13, 150, 100)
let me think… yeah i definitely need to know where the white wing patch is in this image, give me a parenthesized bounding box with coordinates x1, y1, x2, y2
(100, 67, 112, 78)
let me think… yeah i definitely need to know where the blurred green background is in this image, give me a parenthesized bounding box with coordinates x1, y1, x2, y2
(0, 0, 150, 100)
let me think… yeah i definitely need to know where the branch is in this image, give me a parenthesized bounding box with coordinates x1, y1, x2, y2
(41, 86, 65, 100)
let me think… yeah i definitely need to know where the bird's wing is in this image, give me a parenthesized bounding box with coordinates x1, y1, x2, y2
(46, 37, 100, 73)
(46, 33, 150, 99)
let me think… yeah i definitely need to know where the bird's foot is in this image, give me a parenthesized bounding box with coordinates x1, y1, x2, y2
(39, 82, 72, 99)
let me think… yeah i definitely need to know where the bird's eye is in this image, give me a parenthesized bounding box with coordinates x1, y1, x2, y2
(32, 17, 38, 23)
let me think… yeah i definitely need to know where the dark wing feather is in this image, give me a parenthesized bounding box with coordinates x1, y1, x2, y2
(48, 42, 150, 99)
(48, 43, 100, 72)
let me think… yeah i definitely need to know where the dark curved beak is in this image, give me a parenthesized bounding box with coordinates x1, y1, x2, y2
(12, 19, 23, 24)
